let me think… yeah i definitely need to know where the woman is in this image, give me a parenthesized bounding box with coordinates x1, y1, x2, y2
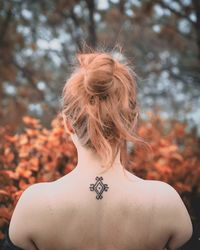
(2, 50, 193, 250)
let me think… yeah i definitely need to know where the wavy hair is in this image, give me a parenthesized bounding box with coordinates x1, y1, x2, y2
(60, 47, 150, 174)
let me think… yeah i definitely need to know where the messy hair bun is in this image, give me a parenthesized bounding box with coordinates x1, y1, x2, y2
(61, 48, 149, 174)
(79, 53, 115, 97)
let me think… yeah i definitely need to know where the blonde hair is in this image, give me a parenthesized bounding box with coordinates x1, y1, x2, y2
(60, 47, 149, 174)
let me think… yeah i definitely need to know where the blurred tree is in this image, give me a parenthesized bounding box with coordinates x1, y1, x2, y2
(0, 0, 199, 133)
(100, 0, 200, 127)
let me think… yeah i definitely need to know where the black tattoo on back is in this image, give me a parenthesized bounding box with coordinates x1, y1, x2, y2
(89, 176, 109, 200)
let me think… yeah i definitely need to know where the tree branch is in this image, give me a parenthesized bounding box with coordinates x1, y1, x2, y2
(59, 10, 83, 50)
(0, 3, 13, 46)
(85, 0, 97, 48)
(157, 1, 195, 26)
(192, 0, 200, 60)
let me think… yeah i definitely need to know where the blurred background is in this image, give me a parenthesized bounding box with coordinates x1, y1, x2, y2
(0, 0, 200, 131)
(0, 0, 200, 249)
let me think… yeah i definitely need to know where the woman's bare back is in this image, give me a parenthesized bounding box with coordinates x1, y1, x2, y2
(29, 170, 184, 250)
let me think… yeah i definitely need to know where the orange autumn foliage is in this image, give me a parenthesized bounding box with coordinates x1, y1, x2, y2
(0, 112, 199, 240)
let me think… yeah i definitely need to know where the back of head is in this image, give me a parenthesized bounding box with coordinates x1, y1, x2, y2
(61, 47, 147, 174)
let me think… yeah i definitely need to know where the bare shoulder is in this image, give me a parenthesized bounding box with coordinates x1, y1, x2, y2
(8, 182, 49, 249)
(142, 179, 180, 198)
(146, 180, 189, 208)
(23, 182, 49, 203)
(15, 182, 52, 219)
(11, 182, 48, 210)
(26, 181, 48, 193)
(145, 180, 193, 248)
(129, 178, 176, 195)
(143, 180, 189, 212)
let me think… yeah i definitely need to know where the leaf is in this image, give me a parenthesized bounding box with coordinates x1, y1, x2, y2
(52, 127, 64, 136)
(4, 148, 11, 156)
(19, 134, 29, 145)
(0, 189, 10, 196)
(29, 157, 39, 171)
(0, 207, 11, 220)
(172, 153, 183, 162)
(174, 123, 186, 137)
(22, 116, 41, 128)
(0, 170, 12, 178)
(25, 128, 39, 137)
(16, 162, 32, 178)
(0, 230, 5, 240)
(160, 166, 172, 175)
(4, 134, 18, 143)
(28, 176, 36, 184)
(6, 152, 15, 163)
(19, 147, 29, 158)
(160, 138, 170, 146)
(19, 180, 29, 190)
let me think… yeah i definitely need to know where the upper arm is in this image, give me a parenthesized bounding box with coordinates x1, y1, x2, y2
(156, 182, 193, 250)
(9, 183, 45, 250)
